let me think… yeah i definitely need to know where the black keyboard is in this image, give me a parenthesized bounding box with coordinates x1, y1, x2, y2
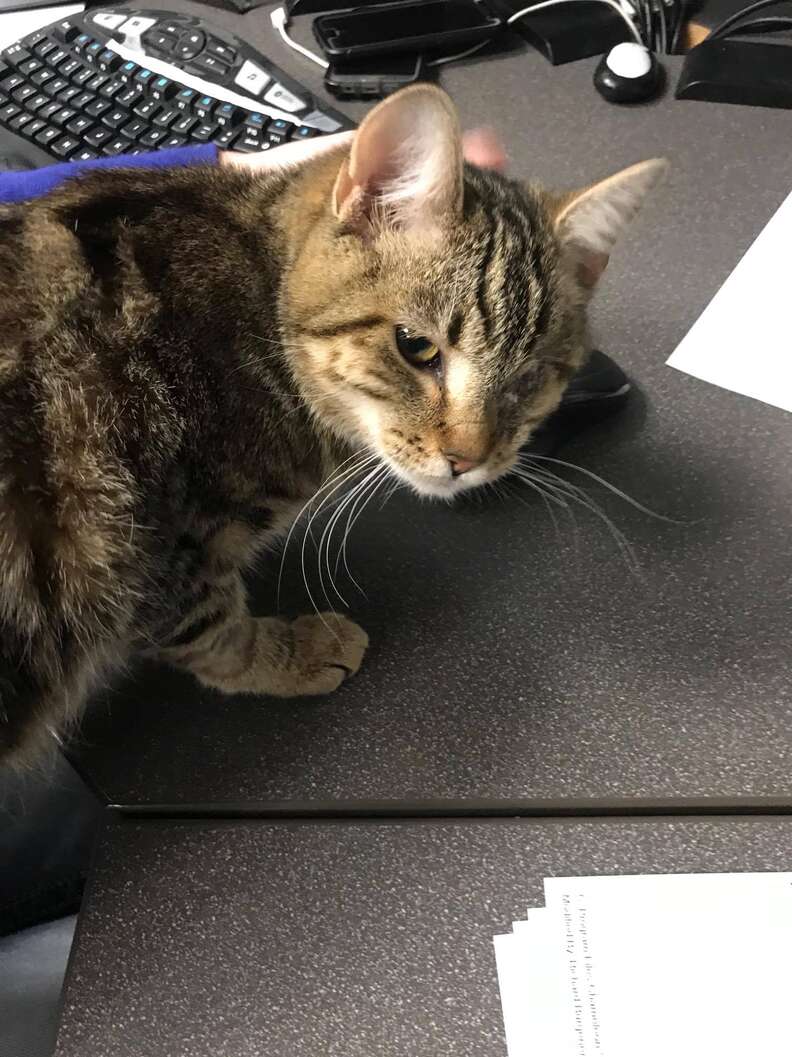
(0, 7, 352, 163)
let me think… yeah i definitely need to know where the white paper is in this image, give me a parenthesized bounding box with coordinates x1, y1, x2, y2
(0, 3, 83, 52)
(541, 873, 792, 1057)
(667, 190, 792, 413)
(495, 874, 792, 1057)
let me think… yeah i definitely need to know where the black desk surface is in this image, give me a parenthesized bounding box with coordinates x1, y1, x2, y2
(71, 3, 792, 810)
(54, 815, 792, 1057)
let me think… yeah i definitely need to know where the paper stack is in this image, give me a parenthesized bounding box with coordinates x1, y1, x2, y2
(494, 873, 792, 1057)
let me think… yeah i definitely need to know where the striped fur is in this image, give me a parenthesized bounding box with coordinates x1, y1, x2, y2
(0, 86, 663, 761)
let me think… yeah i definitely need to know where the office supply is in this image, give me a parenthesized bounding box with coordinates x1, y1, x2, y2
(676, 0, 792, 108)
(667, 188, 792, 413)
(313, 0, 503, 60)
(324, 53, 425, 98)
(495, 872, 792, 1057)
(676, 35, 792, 107)
(0, 6, 351, 164)
(593, 39, 663, 101)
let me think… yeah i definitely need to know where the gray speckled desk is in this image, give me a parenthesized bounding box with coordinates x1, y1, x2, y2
(54, 816, 792, 1057)
(69, 5, 792, 811)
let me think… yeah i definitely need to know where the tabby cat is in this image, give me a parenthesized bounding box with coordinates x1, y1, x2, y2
(0, 84, 665, 760)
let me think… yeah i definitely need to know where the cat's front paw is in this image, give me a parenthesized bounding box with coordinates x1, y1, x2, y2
(285, 612, 369, 696)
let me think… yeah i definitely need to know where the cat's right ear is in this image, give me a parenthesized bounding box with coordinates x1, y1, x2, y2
(551, 158, 668, 288)
(332, 84, 463, 238)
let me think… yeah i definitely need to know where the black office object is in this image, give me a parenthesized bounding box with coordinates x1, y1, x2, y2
(676, 35, 792, 106)
(594, 41, 665, 102)
(325, 53, 425, 98)
(313, 0, 502, 60)
(0, 7, 352, 165)
(491, 0, 632, 63)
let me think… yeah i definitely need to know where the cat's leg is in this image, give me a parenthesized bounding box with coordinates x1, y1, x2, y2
(158, 570, 368, 697)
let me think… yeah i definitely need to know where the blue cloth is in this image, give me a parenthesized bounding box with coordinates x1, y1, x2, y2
(0, 143, 218, 203)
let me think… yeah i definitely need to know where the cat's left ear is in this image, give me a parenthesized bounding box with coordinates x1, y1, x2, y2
(552, 159, 668, 288)
(332, 84, 463, 237)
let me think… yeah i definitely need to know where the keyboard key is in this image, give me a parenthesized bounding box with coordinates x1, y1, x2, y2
(85, 97, 110, 117)
(101, 107, 129, 129)
(133, 68, 154, 88)
(263, 82, 306, 113)
(86, 72, 108, 93)
(73, 147, 98, 160)
(18, 57, 42, 76)
(34, 124, 60, 145)
(189, 122, 216, 142)
(145, 30, 176, 53)
(120, 117, 146, 140)
(21, 117, 46, 138)
(4, 47, 32, 67)
(133, 99, 159, 119)
(72, 66, 95, 86)
(171, 113, 196, 135)
(37, 100, 61, 121)
(174, 87, 195, 110)
(190, 54, 224, 77)
(175, 30, 204, 60)
(47, 48, 69, 67)
(138, 126, 166, 147)
(84, 125, 112, 146)
(33, 39, 58, 58)
(119, 61, 139, 82)
(206, 38, 236, 64)
(100, 78, 124, 99)
(51, 133, 80, 157)
(45, 77, 69, 96)
(98, 50, 121, 72)
(3, 73, 24, 92)
(152, 107, 178, 128)
(242, 111, 267, 130)
(92, 12, 127, 30)
(30, 67, 55, 86)
(66, 114, 93, 135)
(233, 131, 271, 153)
(215, 103, 241, 128)
(51, 107, 76, 127)
(11, 84, 36, 103)
(102, 136, 129, 156)
(161, 133, 186, 148)
(213, 126, 236, 147)
(26, 92, 49, 111)
(194, 95, 215, 120)
(293, 125, 319, 139)
(150, 76, 175, 102)
(71, 90, 95, 109)
(72, 33, 93, 52)
(234, 60, 269, 97)
(84, 42, 104, 64)
(8, 110, 32, 131)
(59, 57, 80, 77)
(53, 21, 81, 45)
(56, 85, 80, 103)
(0, 90, 7, 105)
(7, 110, 31, 130)
(0, 102, 20, 121)
(267, 117, 291, 143)
(116, 86, 142, 107)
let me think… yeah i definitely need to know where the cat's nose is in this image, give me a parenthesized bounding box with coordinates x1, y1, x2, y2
(445, 453, 481, 477)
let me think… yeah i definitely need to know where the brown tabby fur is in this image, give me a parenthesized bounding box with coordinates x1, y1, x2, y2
(0, 85, 664, 760)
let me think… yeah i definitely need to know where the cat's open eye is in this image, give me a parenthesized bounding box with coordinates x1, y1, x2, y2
(395, 326, 441, 370)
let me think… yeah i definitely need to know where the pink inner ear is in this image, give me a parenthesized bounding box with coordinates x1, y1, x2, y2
(577, 250, 610, 288)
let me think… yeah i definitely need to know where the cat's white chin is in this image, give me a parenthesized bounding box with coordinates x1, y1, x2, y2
(387, 461, 491, 499)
